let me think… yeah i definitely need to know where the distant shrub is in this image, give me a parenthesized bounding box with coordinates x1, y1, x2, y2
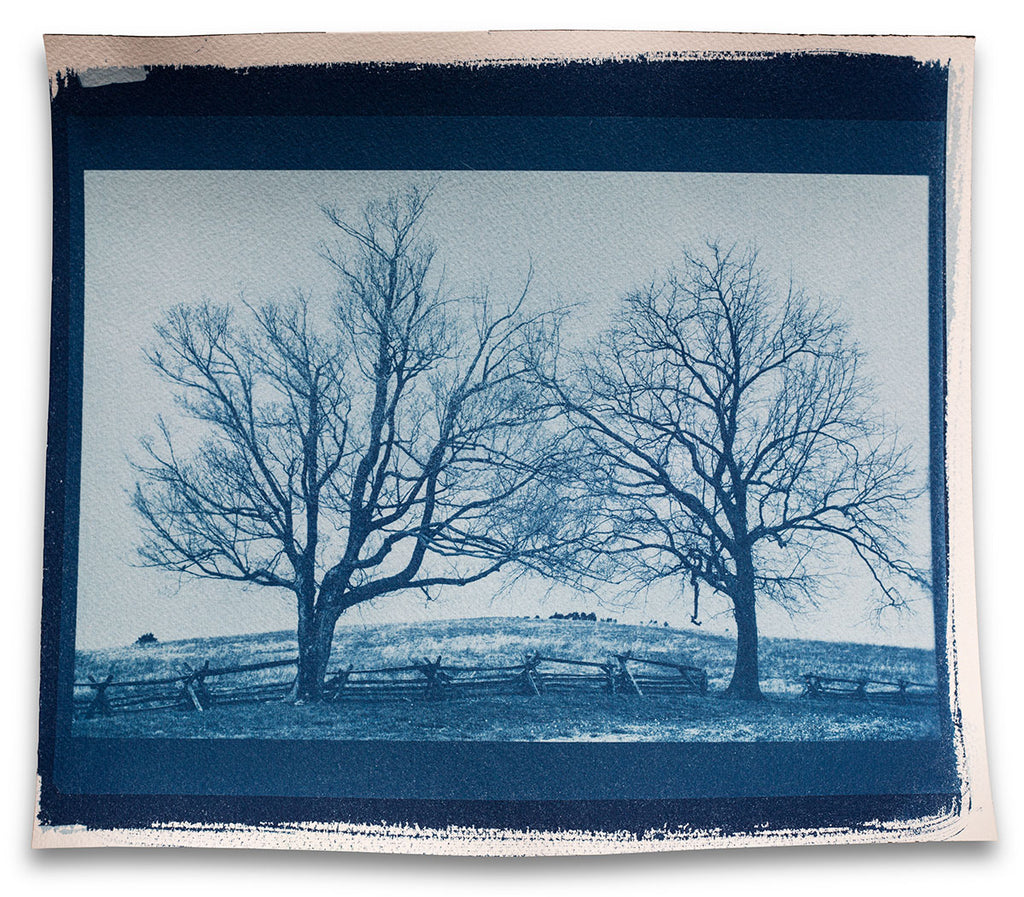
(135, 632, 158, 645)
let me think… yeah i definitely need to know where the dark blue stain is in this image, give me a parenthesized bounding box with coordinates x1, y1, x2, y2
(40, 54, 959, 837)
(52, 55, 949, 120)
(52, 738, 955, 801)
(67, 115, 944, 174)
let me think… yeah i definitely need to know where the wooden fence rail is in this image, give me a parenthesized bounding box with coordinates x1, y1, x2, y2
(74, 652, 934, 719)
(800, 673, 937, 703)
(73, 647, 710, 717)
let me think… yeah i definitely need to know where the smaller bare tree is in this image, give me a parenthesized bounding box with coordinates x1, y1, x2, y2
(537, 241, 927, 699)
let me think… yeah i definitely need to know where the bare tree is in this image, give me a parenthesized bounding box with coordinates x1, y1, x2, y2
(539, 242, 926, 699)
(133, 187, 573, 700)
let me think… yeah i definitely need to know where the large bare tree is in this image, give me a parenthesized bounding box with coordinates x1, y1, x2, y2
(539, 242, 927, 699)
(133, 187, 573, 700)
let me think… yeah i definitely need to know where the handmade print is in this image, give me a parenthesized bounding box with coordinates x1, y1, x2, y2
(35, 32, 992, 853)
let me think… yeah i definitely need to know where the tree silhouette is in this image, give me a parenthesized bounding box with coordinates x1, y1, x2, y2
(133, 187, 573, 700)
(539, 242, 926, 699)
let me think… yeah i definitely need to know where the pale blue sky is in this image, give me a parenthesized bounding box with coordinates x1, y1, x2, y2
(78, 171, 932, 650)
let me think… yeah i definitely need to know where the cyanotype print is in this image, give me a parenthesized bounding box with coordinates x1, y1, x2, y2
(36, 32, 990, 852)
(73, 171, 937, 742)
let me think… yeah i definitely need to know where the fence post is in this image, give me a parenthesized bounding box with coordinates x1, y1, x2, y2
(179, 662, 207, 712)
(802, 674, 821, 698)
(613, 654, 643, 696)
(520, 653, 543, 696)
(419, 655, 449, 700)
(601, 661, 618, 694)
(193, 660, 212, 707)
(326, 664, 354, 701)
(85, 671, 115, 718)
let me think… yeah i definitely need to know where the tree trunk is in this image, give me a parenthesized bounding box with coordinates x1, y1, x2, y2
(294, 596, 338, 703)
(725, 549, 763, 700)
(294, 591, 318, 702)
(311, 610, 337, 698)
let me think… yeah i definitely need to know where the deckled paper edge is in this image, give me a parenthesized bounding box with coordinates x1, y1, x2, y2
(943, 38, 995, 843)
(43, 31, 975, 95)
(35, 30, 992, 853)
(29, 775, 983, 854)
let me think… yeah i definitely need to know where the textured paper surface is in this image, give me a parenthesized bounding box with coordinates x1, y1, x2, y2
(36, 31, 991, 853)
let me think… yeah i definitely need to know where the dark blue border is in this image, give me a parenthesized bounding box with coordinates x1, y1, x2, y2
(57, 738, 953, 800)
(40, 55, 958, 836)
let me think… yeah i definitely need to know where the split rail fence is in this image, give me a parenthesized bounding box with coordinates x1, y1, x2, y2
(800, 673, 937, 704)
(74, 653, 938, 719)
(74, 650, 709, 719)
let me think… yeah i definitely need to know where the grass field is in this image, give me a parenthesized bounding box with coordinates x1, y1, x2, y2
(73, 616, 941, 742)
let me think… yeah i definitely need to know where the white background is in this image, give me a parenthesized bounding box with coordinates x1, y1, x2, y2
(3, 3, 1020, 895)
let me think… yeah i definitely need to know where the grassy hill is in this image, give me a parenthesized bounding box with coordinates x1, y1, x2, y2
(73, 616, 940, 742)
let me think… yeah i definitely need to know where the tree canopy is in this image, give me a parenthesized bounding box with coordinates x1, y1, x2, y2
(133, 187, 579, 699)
(536, 242, 926, 698)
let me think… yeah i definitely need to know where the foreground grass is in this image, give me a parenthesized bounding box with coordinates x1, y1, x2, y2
(73, 617, 940, 742)
(73, 689, 939, 742)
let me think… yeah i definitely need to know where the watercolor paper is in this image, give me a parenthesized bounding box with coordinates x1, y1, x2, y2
(35, 31, 991, 853)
